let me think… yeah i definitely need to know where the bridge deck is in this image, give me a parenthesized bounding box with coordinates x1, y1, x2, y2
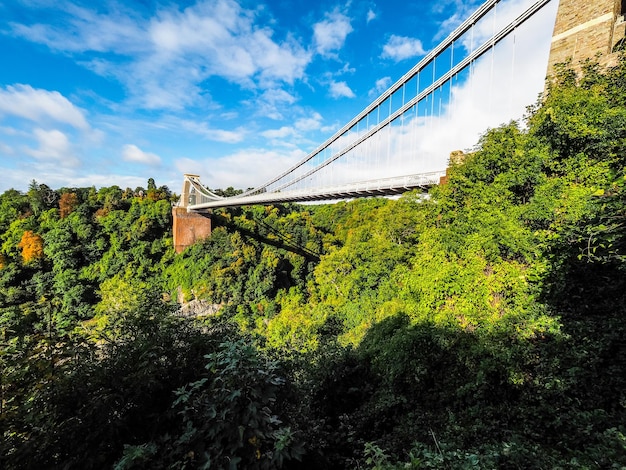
(188, 172, 445, 210)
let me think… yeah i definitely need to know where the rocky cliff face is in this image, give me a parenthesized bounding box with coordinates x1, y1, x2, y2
(176, 298, 222, 318)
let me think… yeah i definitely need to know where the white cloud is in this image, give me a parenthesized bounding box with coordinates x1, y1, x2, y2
(174, 119, 246, 143)
(0, 126, 22, 136)
(381, 35, 426, 61)
(9, 0, 312, 111)
(370, 76, 392, 97)
(249, 30, 312, 85)
(261, 126, 295, 139)
(122, 144, 161, 165)
(313, 10, 353, 56)
(9, 4, 147, 54)
(252, 88, 299, 120)
(175, 148, 305, 190)
(173, 157, 206, 179)
(321, 123, 338, 134)
(25, 128, 80, 167)
(0, 142, 14, 155)
(220, 111, 239, 120)
(329, 81, 355, 99)
(366, 9, 377, 23)
(260, 112, 324, 141)
(337, 62, 356, 75)
(295, 113, 323, 131)
(204, 128, 246, 144)
(0, 84, 89, 129)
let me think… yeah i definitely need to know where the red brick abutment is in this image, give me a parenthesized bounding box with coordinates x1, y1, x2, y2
(172, 207, 212, 254)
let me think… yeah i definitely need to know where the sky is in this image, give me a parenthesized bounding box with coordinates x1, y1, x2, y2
(0, 0, 559, 194)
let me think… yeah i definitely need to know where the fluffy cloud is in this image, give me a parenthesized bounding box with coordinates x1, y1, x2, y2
(0, 142, 13, 155)
(261, 112, 323, 147)
(122, 144, 161, 165)
(9, 0, 312, 111)
(148, 2, 311, 85)
(261, 112, 324, 141)
(313, 10, 353, 56)
(0, 85, 89, 130)
(171, 119, 246, 143)
(140, 2, 311, 109)
(329, 81, 355, 99)
(25, 129, 80, 167)
(261, 126, 295, 139)
(252, 88, 299, 120)
(370, 76, 392, 97)
(175, 148, 305, 190)
(381, 35, 426, 61)
(9, 7, 144, 55)
(295, 113, 323, 131)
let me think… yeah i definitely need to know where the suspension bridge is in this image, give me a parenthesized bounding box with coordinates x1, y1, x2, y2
(172, 0, 626, 251)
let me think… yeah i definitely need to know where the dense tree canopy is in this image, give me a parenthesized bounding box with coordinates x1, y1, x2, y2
(2, 57, 626, 468)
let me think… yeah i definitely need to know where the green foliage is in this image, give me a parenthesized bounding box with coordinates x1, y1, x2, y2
(118, 338, 303, 469)
(1, 309, 223, 470)
(2, 57, 626, 470)
(0, 189, 29, 234)
(165, 205, 323, 333)
(532, 59, 626, 168)
(282, 57, 626, 468)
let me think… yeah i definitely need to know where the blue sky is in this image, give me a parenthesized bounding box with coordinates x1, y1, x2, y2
(0, 0, 558, 194)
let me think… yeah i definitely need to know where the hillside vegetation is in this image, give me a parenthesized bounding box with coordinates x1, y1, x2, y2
(1, 57, 625, 469)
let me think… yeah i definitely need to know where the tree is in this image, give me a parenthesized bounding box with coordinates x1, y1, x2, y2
(97, 186, 124, 211)
(27, 180, 44, 216)
(59, 192, 79, 219)
(0, 309, 226, 470)
(0, 189, 28, 233)
(18, 231, 44, 264)
(27, 181, 57, 216)
(117, 338, 303, 469)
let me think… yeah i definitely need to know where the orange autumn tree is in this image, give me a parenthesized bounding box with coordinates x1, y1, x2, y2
(18, 230, 44, 263)
(59, 192, 79, 219)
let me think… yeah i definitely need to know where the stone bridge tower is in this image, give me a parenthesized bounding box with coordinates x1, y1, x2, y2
(547, 0, 625, 75)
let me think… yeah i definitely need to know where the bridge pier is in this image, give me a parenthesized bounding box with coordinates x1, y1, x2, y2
(172, 207, 212, 254)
